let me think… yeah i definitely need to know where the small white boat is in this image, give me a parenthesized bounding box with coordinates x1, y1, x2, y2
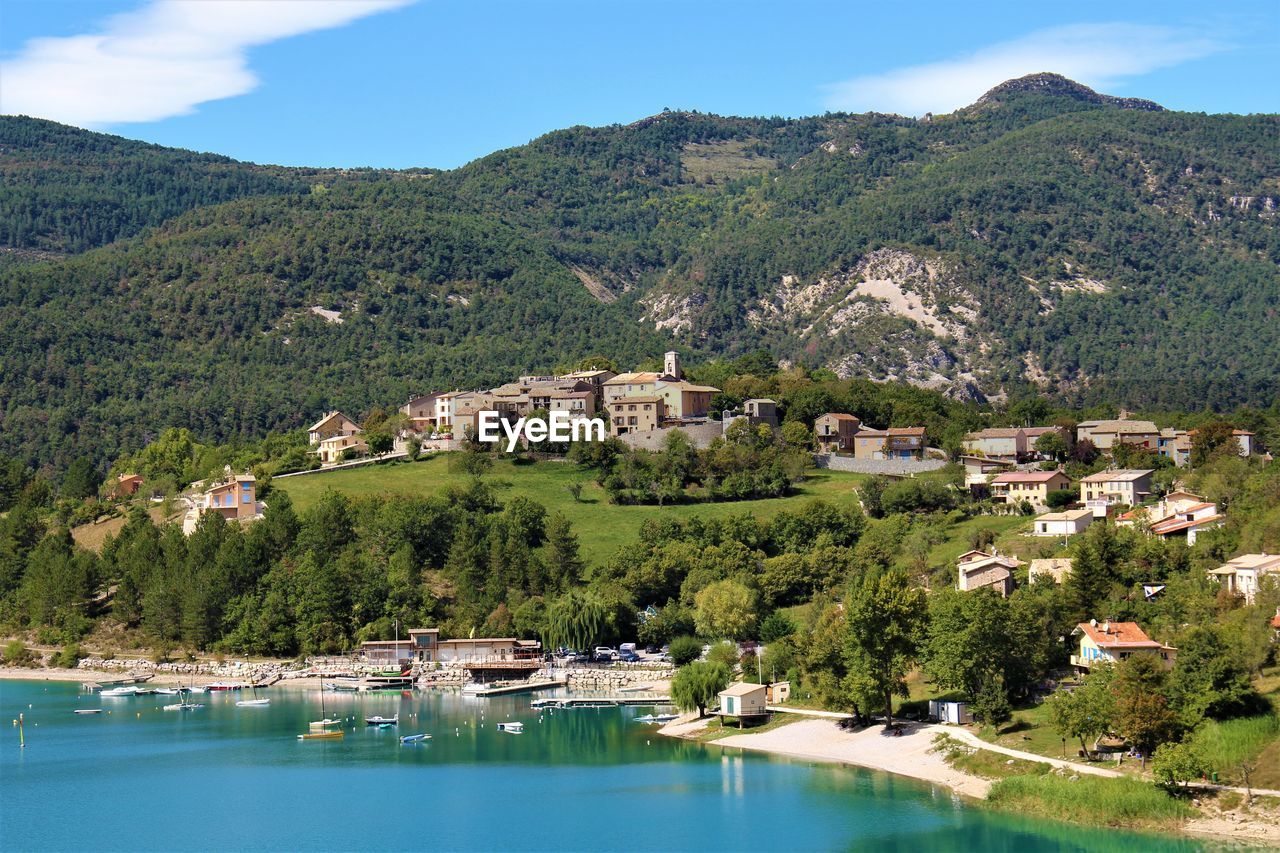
(496, 721, 524, 733)
(73, 709, 103, 715)
(365, 715, 398, 726)
(399, 733, 431, 743)
(153, 688, 180, 695)
(634, 714, 658, 723)
(654, 714, 678, 723)
(236, 698, 270, 707)
(309, 718, 341, 729)
(461, 682, 490, 695)
(101, 686, 138, 697)
(163, 702, 203, 711)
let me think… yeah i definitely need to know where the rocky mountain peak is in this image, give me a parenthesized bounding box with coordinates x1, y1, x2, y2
(972, 73, 1164, 111)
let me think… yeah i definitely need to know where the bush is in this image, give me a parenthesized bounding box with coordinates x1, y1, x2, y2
(3, 640, 36, 667)
(55, 643, 84, 669)
(759, 611, 796, 644)
(669, 635, 703, 667)
(1045, 489, 1076, 509)
(705, 640, 739, 669)
(1152, 740, 1208, 788)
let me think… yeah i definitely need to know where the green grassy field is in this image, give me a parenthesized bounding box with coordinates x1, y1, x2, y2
(274, 455, 867, 565)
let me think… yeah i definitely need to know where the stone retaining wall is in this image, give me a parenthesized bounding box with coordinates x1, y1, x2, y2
(813, 454, 948, 476)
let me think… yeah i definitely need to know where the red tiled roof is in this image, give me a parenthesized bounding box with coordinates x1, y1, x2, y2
(1076, 621, 1165, 649)
(1150, 514, 1223, 535)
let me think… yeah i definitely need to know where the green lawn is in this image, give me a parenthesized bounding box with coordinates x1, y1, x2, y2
(274, 455, 867, 565)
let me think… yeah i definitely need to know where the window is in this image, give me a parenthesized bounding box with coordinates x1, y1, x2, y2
(628, 417, 637, 425)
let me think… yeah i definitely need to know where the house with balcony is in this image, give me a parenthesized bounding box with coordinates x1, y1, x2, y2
(1116, 492, 1223, 545)
(1079, 469, 1155, 517)
(1208, 554, 1280, 605)
(308, 411, 361, 446)
(316, 432, 368, 465)
(989, 470, 1072, 509)
(1076, 418, 1160, 451)
(960, 455, 1013, 495)
(815, 413, 862, 453)
(1070, 620, 1176, 674)
(853, 427, 926, 460)
(182, 471, 262, 535)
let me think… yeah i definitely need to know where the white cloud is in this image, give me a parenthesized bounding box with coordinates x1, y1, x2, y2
(0, 0, 416, 127)
(822, 24, 1226, 116)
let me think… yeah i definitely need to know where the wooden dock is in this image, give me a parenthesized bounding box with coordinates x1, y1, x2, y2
(531, 695, 672, 709)
(463, 679, 566, 697)
(81, 673, 153, 691)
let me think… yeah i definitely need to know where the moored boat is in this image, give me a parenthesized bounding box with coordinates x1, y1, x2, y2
(399, 733, 430, 743)
(162, 702, 203, 711)
(297, 730, 344, 741)
(496, 721, 524, 733)
(365, 715, 398, 726)
(101, 686, 138, 697)
(73, 709, 103, 715)
(206, 681, 246, 691)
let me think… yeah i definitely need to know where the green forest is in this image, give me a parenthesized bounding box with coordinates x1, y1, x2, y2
(1, 73, 1277, 475)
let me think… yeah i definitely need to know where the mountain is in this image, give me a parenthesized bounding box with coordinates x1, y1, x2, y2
(0, 75, 1277, 471)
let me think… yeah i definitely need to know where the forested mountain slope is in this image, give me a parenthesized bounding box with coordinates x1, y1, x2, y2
(0, 75, 1276, 471)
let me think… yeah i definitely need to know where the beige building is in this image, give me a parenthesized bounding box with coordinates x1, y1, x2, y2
(1076, 418, 1159, 451)
(1071, 620, 1176, 673)
(316, 432, 368, 464)
(1028, 558, 1073, 585)
(1079, 469, 1155, 516)
(956, 550, 1022, 597)
(962, 428, 1027, 460)
(718, 682, 768, 721)
(815, 413, 862, 453)
(853, 427, 926, 460)
(608, 396, 664, 436)
(308, 411, 361, 445)
(183, 472, 261, 535)
(989, 470, 1072, 508)
(1033, 508, 1093, 537)
(1117, 492, 1223, 545)
(1209, 554, 1280, 605)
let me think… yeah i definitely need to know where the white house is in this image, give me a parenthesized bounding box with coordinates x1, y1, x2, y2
(1079, 469, 1155, 517)
(1209, 554, 1280, 605)
(1033, 508, 1094, 537)
(718, 682, 768, 724)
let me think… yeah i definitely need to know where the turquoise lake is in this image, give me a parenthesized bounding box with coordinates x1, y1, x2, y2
(0, 680, 1211, 852)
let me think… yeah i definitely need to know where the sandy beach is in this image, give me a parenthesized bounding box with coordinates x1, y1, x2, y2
(664, 716, 991, 798)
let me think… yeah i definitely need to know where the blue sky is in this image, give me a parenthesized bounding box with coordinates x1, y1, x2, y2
(1, 0, 1276, 169)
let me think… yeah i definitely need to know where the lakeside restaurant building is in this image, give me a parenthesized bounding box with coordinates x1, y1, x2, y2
(360, 629, 541, 664)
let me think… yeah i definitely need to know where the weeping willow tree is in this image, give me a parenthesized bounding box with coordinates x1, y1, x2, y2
(543, 590, 606, 652)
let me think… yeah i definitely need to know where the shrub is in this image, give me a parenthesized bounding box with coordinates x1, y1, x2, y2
(705, 640, 739, 669)
(55, 643, 84, 669)
(759, 611, 796, 644)
(3, 640, 36, 667)
(1045, 489, 1076, 509)
(1152, 740, 1208, 788)
(669, 635, 703, 667)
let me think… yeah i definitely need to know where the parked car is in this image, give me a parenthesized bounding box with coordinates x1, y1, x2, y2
(618, 650, 640, 662)
(644, 644, 661, 655)
(593, 646, 617, 660)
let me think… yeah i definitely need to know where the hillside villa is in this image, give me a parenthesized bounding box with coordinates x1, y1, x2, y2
(308, 411, 361, 445)
(989, 470, 1072, 509)
(182, 471, 262, 535)
(1157, 427, 1256, 466)
(1208, 554, 1280, 605)
(1079, 469, 1155, 517)
(956, 549, 1022, 597)
(112, 473, 144, 497)
(815, 413, 861, 452)
(1033, 508, 1094, 537)
(608, 396, 664, 435)
(1070, 620, 1176, 674)
(853, 426, 927, 460)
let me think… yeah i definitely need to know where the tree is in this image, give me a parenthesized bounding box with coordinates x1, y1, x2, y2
(1152, 740, 1208, 789)
(924, 588, 1014, 704)
(971, 674, 1013, 727)
(62, 458, 102, 501)
(542, 513, 583, 591)
(1190, 421, 1237, 467)
(671, 660, 731, 717)
(843, 568, 927, 727)
(543, 590, 605, 652)
(1112, 654, 1179, 767)
(1034, 431, 1067, 461)
(1167, 626, 1264, 725)
(565, 481, 583, 503)
(694, 579, 758, 640)
(405, 436, 421, 462)
(367, 432, 394, 456)
(668, 635, 703, 666)
(450, 444, 492, 479)
(1046, 667, 1115, 757)
(780, 421, 813, 450)
(759, 611, 796, 644)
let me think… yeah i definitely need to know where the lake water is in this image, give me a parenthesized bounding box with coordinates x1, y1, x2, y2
(0, 680, 1208, 852)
